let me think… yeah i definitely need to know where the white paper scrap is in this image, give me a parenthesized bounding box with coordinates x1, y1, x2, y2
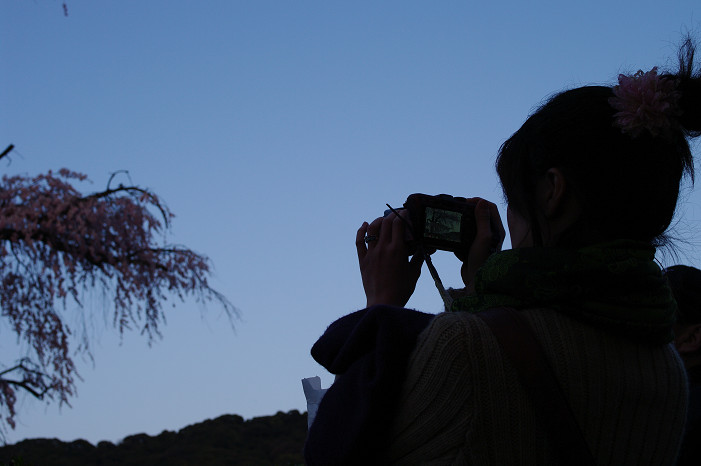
(302, 376, 328, 428)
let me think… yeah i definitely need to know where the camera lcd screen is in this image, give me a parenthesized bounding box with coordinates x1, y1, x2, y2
(424, 207, 462, 243)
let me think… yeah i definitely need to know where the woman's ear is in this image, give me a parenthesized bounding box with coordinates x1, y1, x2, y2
(540, 167, 568, 219)
(536, 167, 581, 245)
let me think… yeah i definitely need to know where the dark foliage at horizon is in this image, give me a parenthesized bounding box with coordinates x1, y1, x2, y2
(0, 410, 307, 465)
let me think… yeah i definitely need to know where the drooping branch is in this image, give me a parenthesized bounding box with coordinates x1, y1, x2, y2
(0, 165, 236, 435)
(0, 362, 53, 400)
(80, 183, 172, 228)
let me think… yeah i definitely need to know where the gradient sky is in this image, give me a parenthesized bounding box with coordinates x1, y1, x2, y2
(1, 0, 700, 445)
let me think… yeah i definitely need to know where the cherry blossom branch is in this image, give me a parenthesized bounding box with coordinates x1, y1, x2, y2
(0, 166, 235, 434)
(0, 361, 54, 400)
(81, 184, 171, 228)
(1, 378, 50, 400)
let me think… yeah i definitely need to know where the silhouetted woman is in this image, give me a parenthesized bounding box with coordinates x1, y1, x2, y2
(305, 39, 699, 465)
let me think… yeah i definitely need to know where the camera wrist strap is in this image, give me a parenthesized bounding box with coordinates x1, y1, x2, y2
(384, 203, 454, 311)
(421, 248, 453, 311)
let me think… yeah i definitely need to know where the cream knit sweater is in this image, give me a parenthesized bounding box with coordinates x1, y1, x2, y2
(386, 309, 688, 465)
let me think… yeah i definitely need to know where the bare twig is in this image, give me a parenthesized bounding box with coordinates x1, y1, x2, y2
(0, 144, 14, 161)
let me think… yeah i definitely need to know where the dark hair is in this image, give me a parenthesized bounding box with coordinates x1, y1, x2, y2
(665, 264, 701, 325)
(496, 38, 701, 247)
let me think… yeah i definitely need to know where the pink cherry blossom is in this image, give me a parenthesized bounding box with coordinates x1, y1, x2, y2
(0, 160, 236, 438)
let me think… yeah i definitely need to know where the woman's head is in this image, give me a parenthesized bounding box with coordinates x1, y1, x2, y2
(496, 39, 700, 248)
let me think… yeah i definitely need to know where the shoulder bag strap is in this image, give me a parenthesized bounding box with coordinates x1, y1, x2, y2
(475, 307, 597, 466)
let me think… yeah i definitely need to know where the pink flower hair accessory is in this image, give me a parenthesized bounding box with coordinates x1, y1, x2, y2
(609, 67, 681, 138)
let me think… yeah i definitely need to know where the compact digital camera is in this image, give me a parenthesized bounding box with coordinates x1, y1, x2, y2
(385, 193, 477, 256)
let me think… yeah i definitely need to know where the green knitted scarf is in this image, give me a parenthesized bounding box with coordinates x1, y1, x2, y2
(450, 240, 676, 345)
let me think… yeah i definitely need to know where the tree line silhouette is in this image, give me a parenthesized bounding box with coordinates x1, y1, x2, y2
(0, 410, 307, 465)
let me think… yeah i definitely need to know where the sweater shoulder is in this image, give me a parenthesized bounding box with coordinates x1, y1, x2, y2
(414, 310, 501, 359)
(417, 311, 488, 345)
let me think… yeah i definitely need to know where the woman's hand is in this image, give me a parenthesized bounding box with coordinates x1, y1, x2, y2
(458, 198, 505, 293)
(355, 213, 423, 308)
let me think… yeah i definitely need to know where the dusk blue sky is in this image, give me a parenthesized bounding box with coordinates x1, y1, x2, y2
(2, 0, 700, 445)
